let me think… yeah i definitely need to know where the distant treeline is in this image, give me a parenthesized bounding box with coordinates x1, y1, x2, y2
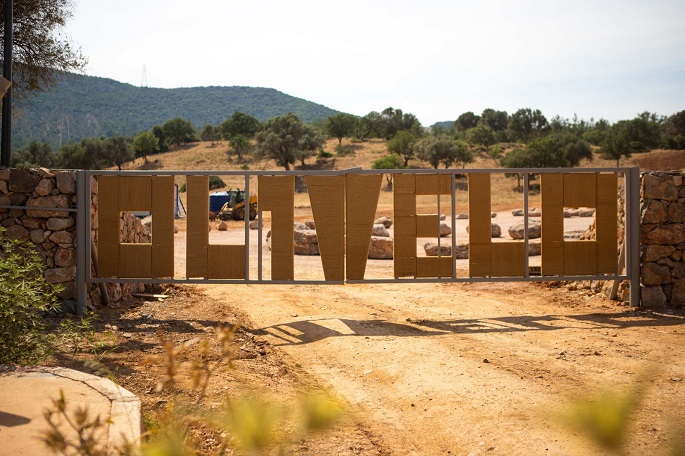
(11, 100, 685, 178)
(12, 73, 339, 150)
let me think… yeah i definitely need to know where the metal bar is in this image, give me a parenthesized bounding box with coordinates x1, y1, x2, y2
(85, 167, 634, 177)
(244, 174, 250, 280)
(437, 180, 441, 258)
(258, 209, 263, 281)
(627, 167, 641, 307)
(0, 205, 78, 212)
(75, 171, 88, 315)
(88, 272, 628, 285)
(346, 274, 628, 284)
(1, 0, 13, 167)
(85, 171, 93, 281)
(451, 173, 456, 279)
(523, 173, 530, 278)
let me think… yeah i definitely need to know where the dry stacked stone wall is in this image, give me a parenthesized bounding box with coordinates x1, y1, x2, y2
(0, 168, 147, 312)
(640, 171, 685, 308)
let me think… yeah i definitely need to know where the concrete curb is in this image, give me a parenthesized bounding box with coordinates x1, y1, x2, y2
(0, 366, 142, 455)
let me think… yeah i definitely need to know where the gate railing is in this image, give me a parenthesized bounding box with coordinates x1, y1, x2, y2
(74, 167, 641, 313)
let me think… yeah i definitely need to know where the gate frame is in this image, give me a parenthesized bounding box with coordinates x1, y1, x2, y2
(75, 167, 641, 314)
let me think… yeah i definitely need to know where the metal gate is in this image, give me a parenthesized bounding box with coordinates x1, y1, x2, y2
(73, 167, 641, 313)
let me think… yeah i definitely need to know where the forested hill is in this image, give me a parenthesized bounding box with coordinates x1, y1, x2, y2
(13, 73, 339, 150)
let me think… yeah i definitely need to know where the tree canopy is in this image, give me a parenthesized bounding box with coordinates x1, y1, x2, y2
(0, 0, 86, 97)
(326, 113, 358, 145)
(415, 136, 472, 169)
(508, 108, 549, 142)
(11, 141, 53, 168)
(218, 112, 261, 140)
(454, 112, 479, 132)
(163, 118, 197, 146)
(132, 131, 159, 163)
(255, 113, 322, 170)
(386, 130, 418, 166)
(664, 110, 685, 150)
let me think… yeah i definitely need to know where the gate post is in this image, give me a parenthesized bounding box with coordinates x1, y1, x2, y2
(75, 170, 88, 315)
(627, 167, 641, 307)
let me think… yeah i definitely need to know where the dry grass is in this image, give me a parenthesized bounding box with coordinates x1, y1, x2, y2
(628, 149, 685, 172)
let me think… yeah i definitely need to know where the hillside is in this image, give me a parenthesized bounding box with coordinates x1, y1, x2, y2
(13, 73, 340, 150)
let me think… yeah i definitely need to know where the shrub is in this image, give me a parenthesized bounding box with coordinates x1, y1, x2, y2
(209, 175, 226, 190)
(0, 231, 61, 364)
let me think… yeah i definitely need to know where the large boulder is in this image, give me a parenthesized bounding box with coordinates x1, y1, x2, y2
(369, 236, 393, 259)
(512, 208, 541, 217)
(372, 224, 390, 237)
(294, 229, 319, 255)
(508, 220, 541, 240)
(374, 216, 393, 228)
(424, 242, 469, 259)
(439, 222, 452, 237)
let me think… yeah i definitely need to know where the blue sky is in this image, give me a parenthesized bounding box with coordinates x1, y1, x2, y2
(67, 0, 685, 125)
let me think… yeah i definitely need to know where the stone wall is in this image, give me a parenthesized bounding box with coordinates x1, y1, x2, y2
(640, 172, 685, 307)
(0, 168, 147, 311)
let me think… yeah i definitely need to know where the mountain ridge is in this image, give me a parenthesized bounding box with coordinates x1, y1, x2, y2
(13, 73, 340, 150)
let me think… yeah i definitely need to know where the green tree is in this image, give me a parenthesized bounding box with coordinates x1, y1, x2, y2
(80, 137, 110, 169)
(255, 113, 311, 170)
(131, 131, 159, 163)
(0, 0, 87, 97)
(479, 109, 508, 131)
(218, 112, 261, 140)
(487, 144, 503, 165)
(465, 125, 496, 153)
(453, 141, 474, 169)
(664, 110, 685, 150)
(508, 108, 549, 142)
(228, 134, 252, 162)
(582, 118, 610, 146)
(295, 124, 325, 167)
(200, 124, 217, 144)
(163, 118, 197, 146)
(103, 136, 133, 171)
(600, 123, 634, 166)
(371, 153, 406, 188)
(151, 125, 169, 152)
(366, 107, 422, 139)
(387, 130, 418, 167)
(454, 112, 480, 132)
(55, 143, 88, 169)
(326, 113, 358, 145)
(537, 132, 593, 166)
(11, 141, 54, 168)
(415, 136, 471, 169)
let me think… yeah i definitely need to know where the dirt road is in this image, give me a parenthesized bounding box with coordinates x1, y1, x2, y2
(192, 280, 684, 455)
(163, 214, 685, 455)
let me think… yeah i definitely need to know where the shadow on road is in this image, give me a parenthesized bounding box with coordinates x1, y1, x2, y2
(253, 311, 684, 346)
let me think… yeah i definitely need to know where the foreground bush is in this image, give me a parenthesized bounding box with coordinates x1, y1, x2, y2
(0, 231, 60, 364)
